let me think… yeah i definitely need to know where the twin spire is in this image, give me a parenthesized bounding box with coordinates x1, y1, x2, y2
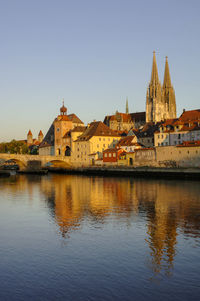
(150, 51, 172, 87)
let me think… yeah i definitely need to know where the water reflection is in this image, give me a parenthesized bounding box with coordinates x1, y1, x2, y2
(42, 175, 200, 275)
(1, 174, 200, 278)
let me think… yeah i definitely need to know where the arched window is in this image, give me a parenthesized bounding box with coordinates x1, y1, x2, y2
(65, 146, 71, 156)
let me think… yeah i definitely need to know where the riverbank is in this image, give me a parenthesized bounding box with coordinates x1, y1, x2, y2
(47, 166, 200, 180)
(0, 170, 11, 177)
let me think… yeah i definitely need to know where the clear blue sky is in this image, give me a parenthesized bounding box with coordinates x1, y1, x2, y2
(0, 0, 200, 142)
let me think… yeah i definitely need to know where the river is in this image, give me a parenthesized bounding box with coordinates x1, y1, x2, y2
(0, 174, 200, 301)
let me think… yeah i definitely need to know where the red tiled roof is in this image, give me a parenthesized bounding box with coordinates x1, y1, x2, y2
(71, 126, 86, 133)
(177, 140, 200, 147)
(104, 112, 145, 124)
(76, 121, 120, 142)
(55, 115, 70, 121)
(27, 130, 32, 136)
(38, 130, 43, 136)
(67, 114, 84, 124)
(179, 109, 200, 122)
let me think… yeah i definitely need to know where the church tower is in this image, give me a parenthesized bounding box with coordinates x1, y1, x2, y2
(146, 51, 162, 123)
(27, 130, 33, 145)
(162, 56, 176, 119)
(146, 52, 177, 123)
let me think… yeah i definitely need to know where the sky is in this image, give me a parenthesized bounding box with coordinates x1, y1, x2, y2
(0, 0, 200, 142)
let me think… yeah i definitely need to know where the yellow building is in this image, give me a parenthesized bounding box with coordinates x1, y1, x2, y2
(72, 121, 120, 165)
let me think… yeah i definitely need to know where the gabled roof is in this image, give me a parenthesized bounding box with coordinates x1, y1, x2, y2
(179, 109, 200, 122)
(75, 121, 120, 142)
(38, 130, 43, 136)
(67, 114, 84, 124)
(103, 112, 145, 124)
(71, 126, 86, 133)
(39, 123, 54, 148)
(27, 130, 32, 136)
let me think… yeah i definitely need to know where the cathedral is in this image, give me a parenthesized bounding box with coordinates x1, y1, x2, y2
(146, 52, 176, 123)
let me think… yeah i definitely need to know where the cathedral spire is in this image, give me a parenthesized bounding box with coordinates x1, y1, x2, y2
(163, 56, 172, 88)
(126, 97, 129, 114)
(150, 51, 159, 84)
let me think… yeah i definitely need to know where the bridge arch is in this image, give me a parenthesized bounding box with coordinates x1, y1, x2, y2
(45, 159, 71, 169)
(3, 158, 27, 170)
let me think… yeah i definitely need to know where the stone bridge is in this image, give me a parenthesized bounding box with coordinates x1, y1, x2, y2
(0, 153, 71, 170)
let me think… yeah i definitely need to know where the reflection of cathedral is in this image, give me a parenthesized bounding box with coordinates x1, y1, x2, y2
(39, 175, 200, 275)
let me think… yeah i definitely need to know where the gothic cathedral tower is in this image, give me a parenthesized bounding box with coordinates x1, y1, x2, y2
(146, 52, 176, 123)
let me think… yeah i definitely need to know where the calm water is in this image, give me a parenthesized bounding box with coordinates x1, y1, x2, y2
(0, 174, 200, 301)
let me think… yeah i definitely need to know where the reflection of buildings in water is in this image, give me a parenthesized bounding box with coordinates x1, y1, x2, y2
(41, 175, 138, 236)
(40, 175, 200, 273)
(0, 175, 42, 203)
(134, 180, 200, 275)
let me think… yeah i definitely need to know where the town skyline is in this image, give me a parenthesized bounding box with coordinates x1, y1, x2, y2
(1, 0, 200, 142)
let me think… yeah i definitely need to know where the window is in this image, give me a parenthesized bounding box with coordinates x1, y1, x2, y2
(113, 153, 116, 157)
(109, 153, 111, 157)
(108, 138, 110, 141)
(158, 135, 160, 139)
(105, 153, 107, 157)
(103, 138, 105, 141)
(103, 144, 105, 147)
(161, 135, 163, 139)
(161, 142, 163, 146)
(97, 144, 99, 148)
(57, 128, 60, 132)
(158, 143, 160, 146)
(99, 138, 101, 141)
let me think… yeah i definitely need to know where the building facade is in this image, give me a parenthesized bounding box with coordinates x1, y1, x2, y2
(72, 121, 120, 165)
(154, 110, 200, 147)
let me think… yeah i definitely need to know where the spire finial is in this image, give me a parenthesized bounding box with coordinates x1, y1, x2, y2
(151, 51, 159, 84)
(163, 55, 171, 88)
(126, 97, 129, 114)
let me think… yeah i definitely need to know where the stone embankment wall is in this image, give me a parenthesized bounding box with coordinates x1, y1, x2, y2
(133, 146, 200, 168)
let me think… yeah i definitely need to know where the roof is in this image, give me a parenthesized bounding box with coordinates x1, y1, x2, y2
(38, 141, 52, 148)
(129, 122, 159, 138)
(38, 130, 43, 136)
(179, 109, 200, 122)
(103, 111, 145, 124)
(39, 123, 54, 148)
(177, 140, 200, 147)
(71, 126, 86, 133)
(67, 114, 84, 124)
(116, 136, 135, 147)
(103, 148, 119, 153)
(75, 121, 120, 142)
(55, 115, 70, 121)
(27, 130, 32, 136)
